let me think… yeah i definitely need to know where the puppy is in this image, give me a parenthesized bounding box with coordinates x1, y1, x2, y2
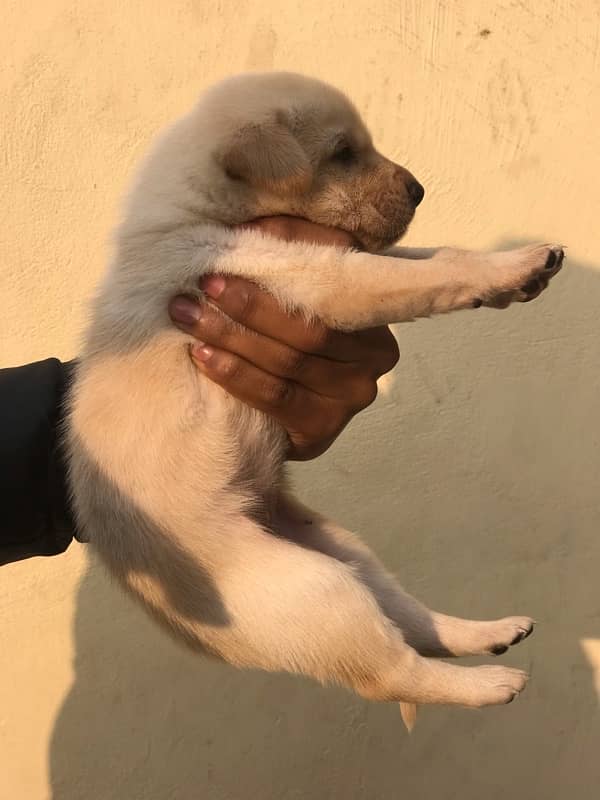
(66, 72, 563, 724)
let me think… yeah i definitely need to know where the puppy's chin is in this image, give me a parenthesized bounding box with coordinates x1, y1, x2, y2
(357, 224, 412, 254)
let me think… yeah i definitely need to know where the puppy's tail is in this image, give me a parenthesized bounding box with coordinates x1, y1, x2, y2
(399, 702, 417, 733)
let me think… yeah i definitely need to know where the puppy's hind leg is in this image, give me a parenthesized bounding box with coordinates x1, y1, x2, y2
(165, 512, 528, 711)
(275, 495, 534, 659)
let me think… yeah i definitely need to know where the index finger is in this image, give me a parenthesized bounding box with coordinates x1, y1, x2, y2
(199, 274, 362, 362)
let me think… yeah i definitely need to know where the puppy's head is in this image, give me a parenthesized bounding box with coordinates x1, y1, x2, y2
(144, 73, 424, 252)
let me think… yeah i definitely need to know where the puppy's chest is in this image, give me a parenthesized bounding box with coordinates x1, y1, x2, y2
(224, 396, 288, 501)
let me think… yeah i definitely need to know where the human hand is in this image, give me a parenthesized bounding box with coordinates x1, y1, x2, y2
(168, 217, 399, 460)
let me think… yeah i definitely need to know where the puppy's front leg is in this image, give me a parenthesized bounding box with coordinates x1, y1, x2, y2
(383, 246, 444, 260)
(214, 233, 564, 330)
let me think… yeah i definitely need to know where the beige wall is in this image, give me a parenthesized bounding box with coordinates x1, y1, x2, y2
(2, 1, 599, 798)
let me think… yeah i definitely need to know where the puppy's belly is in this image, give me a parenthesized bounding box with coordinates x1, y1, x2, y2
(68, 330, 286, 545)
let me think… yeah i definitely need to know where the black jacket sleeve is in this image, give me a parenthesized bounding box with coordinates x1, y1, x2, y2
(0, 358, 77, 565)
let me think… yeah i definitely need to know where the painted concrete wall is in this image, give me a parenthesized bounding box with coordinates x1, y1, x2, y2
(1, 2, 599, 798)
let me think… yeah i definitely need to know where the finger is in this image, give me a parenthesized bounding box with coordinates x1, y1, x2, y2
(352, 326, 401, 377)
(190, 342, 342, 429)
(171, 295, 378, 404)
(170, 289, 399, 378)
(191, 340, 373, 461)
(196, 275, 362, 361)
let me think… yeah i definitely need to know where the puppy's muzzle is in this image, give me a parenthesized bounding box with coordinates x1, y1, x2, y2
(391, 164, 425, 207)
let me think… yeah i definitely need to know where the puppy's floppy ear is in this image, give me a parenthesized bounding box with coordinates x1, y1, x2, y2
(220, 113, 312, 195)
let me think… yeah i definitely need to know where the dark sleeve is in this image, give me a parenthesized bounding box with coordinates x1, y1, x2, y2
(0, 358, 77, 565)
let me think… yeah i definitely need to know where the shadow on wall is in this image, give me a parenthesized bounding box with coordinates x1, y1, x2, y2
(49, 257, 600, 800)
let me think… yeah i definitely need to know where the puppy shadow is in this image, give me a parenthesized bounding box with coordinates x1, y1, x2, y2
(49, 256, 600, 800)
(69, 443, 230, 630)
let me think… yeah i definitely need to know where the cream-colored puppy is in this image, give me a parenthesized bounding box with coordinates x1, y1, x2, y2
(67, 72, 563, 721)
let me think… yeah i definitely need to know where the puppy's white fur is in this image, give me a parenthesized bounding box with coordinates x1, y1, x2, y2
(67, 72, 562, 715)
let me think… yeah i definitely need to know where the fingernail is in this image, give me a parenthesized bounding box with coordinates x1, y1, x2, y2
(201, 276, 226, 299)
(191, 344, 214, 362)
(170, 296, 201, 325)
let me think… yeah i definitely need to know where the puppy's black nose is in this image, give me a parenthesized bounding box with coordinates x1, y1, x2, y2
(407, 180, 425, 206)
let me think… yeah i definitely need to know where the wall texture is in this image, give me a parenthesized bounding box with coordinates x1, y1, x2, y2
(1, 2, 599, 798)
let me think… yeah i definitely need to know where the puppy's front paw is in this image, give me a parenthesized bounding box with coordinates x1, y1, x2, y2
(477, 244, 565, 309)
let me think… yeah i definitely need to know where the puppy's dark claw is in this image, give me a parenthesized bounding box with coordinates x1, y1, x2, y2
(545, 248, 564, 272)
(510, 624, 534, 646)
(522, 278, 541, 295)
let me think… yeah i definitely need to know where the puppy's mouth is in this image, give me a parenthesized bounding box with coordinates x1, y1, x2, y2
(239, 216, 365, 251)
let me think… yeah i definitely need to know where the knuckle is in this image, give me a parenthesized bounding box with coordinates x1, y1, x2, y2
(297, 320, 330, 354)
(200, 306, 229, 339)
(353, 380, 378, 410)
(375, 330, 400, 374)
(262, 378, 293, 409)
(234, 284, 258, 322)
(213, 354, 241, 382)
(275, 347, 307, 378)
(385, 338, 401, 370)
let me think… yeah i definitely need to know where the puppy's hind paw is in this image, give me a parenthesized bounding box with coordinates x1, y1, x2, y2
(465, 665, 529, 708)
(487, 616, 535, 656)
